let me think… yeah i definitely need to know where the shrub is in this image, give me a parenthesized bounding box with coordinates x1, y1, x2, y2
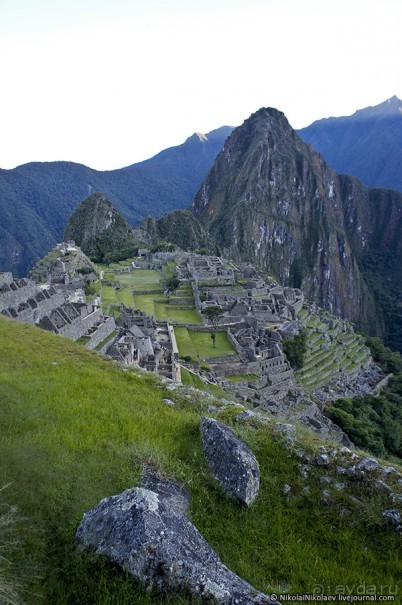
(282, 329, 307, 369)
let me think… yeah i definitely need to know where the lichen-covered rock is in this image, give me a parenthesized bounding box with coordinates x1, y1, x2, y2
(382, 509, 402, 533)
(357, 457, 382, 472)
(200, 417, 260, 506)
(374, 479, 391, 493)
(76, 487, 278, 604)
(316, 453, 330, 467)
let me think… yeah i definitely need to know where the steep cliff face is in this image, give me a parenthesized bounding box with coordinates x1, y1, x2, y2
(192, 108, 369, 323)
(192, 108, 402, 348)
(63, 192, 143, 262)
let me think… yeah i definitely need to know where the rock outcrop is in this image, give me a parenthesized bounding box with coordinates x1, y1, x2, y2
(76, 485, 278, 604)
(200, 417, 260, 505)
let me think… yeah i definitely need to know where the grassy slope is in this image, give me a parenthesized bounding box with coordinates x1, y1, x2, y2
(0, 317, 400, 604)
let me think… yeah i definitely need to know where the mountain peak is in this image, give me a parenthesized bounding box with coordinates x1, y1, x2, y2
(195, 132, 208, 142)
(353, 95, 402, 120)
(298, 97, 402, 192)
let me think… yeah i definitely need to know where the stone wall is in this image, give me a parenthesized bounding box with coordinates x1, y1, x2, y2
(0, 276, 68, 325)
(191, 281, 201, 310)
(82, 307, 104, 330)
(0, 272, 13, 288)
(86, 317, 117, 349)
(0, 279, 42, 310)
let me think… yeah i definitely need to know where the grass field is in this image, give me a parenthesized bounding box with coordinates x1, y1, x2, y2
(0, 317, 401, 604)
(174, 327, 236, 359)
(97, 264, 202, 323)
(119, 270, 162, 291)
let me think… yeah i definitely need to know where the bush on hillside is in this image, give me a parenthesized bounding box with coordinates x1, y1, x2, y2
(282, 329, 308, 369)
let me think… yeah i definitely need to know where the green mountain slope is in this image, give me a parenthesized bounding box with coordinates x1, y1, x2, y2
(297, 96, 402, 192)
(141, 209, 218, 254)
(0, 316, 400, 603)
(0, 127, 232, 277)
(63, 192, 144, 262)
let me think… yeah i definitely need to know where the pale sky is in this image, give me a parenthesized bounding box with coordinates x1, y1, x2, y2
(1, 0, 401, 170)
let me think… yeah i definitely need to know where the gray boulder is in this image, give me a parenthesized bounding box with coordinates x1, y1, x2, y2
(76, 487, 278, 604)
(356, 457, 382, 472)
(316, 453, 330, 467)
(200, 417, 260, 506)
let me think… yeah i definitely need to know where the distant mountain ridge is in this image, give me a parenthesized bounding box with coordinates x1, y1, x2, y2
(0, 126, 233, 276)
(297, 96, 402, 191)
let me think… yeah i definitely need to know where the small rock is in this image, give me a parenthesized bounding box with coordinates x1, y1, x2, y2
(298, 464, 311, 479)
(374, 479, 391, 493)
(382, 509, 402, 527)
(273, 423, 297, 442)
(283, 484, 292, 495)
(357, 457, 382, 472)
(346, 495, 365, 509)
(235, 410, 269, 424)
(320, 476, 332, 485)
(382, 466, 398, 476)
(334, 482, 345, 491)
(391, 493, 402, 505)
(316, 453, 330, 467)
(162, 398, 176, 406)
(321, 489, 332, 504)
(301, 486, 310, 495)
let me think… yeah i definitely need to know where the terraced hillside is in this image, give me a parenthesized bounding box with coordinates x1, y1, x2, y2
(296, 308, 372, 389)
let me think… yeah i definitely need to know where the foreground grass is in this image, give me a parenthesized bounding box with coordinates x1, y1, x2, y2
(0, 317, 400, 603)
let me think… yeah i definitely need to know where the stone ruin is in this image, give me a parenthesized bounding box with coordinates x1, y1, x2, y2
(0, 270, 116, 350)
(108, 305, 180, 381)
(208, 325, 295, 403)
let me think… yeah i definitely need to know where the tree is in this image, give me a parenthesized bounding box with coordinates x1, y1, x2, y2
(164, 276, 180, 298)
(282, 329, 308, 369)
(201, 306, 222, 348)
